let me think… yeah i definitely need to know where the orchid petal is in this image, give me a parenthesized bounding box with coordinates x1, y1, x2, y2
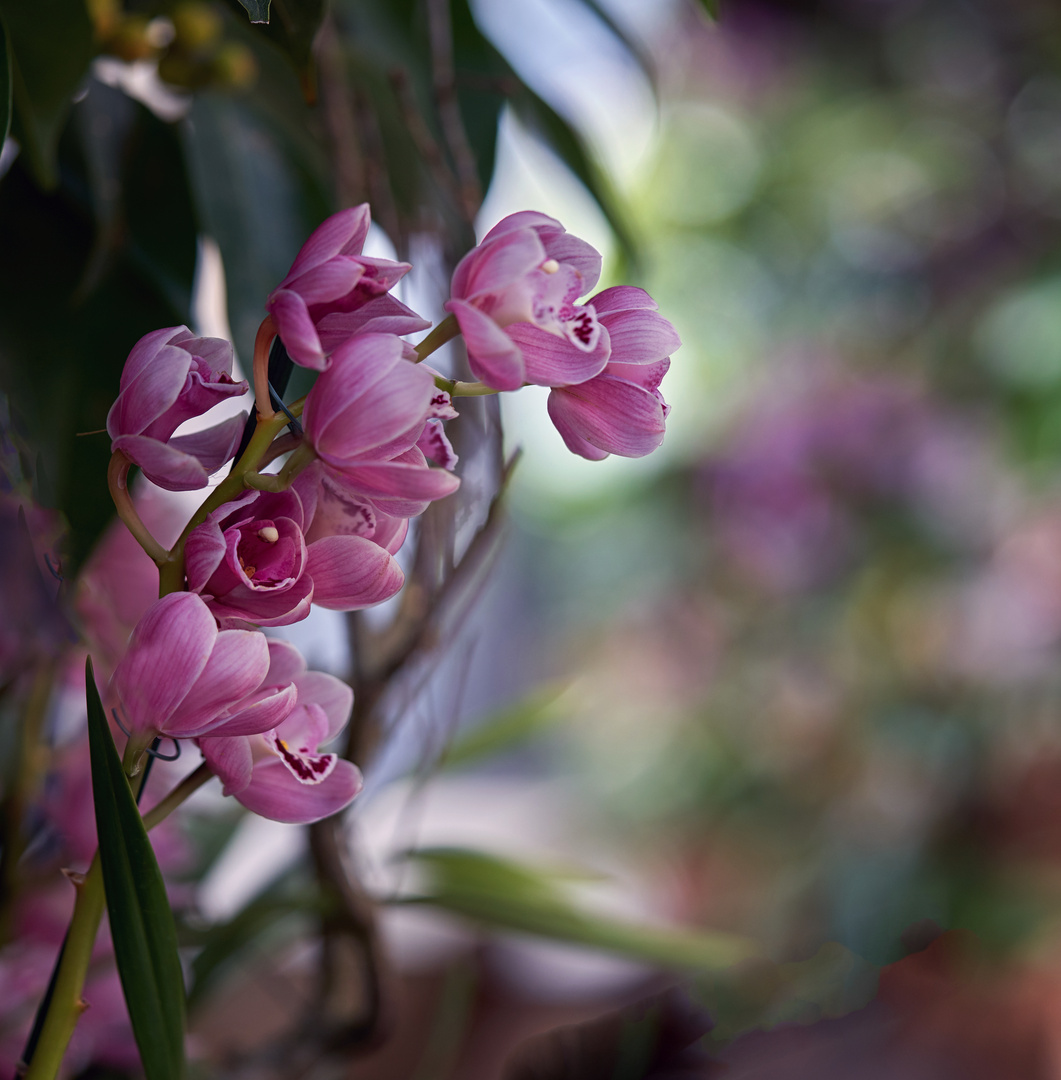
(281, 205, 371, 283)
(200, 736, 254, 796)
(445, 298, 525, 390)
(165, 628, 271, 737)
(268, 290, 327, 370)
(234, 758, 363, 824)
(111, 593, 217, 736)
(588, 285, 659, 314)
(290, 673, 353, 740)
(507, 322, 610, 387)
(600, 308, 682, 363)
(306, 534, 405, 610)
(548, 376, 668, 458)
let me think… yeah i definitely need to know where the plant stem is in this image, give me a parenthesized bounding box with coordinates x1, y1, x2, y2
(432, 375, 501, 397)
(142, 763, 212, 831)
(107, 452, 170, 566)
(21, 763, 213, 1080)
(22, 856, 105, 1080)
(414, 313, 459, 362)
(157, 398, 306, 597)
(252, 315, 278, 421)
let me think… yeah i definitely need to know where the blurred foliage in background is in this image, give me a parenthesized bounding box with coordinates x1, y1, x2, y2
(13, 0, 1061, 1075)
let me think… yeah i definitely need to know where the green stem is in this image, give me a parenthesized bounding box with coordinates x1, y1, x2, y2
(141, 763, 212, 831)
(433, 375, 502, 397)
(243, 440, 317, 492)
(22, 764, 213, 1080)
(22, 856, 105, 1080)
(157, 398, 306, 597)
(414, 314, 459, 362)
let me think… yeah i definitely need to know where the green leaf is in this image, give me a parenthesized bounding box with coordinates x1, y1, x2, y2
(86, 658, 186, 1080)
(182, 90, 329, 365)
(511, 86, 639, 269)
(401, 847, 756, 971)
(0, 12, 11, 148)
(438, 683, 568, 770)
(235, 0, 271, 23)
(0, 0, 95, 188)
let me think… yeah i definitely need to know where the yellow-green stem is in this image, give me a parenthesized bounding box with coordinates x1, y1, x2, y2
(414, 313, 459, 362)
(433, 375, 501, 397)
(157, 398, 306, 597)
(21, 763, 213, 1080)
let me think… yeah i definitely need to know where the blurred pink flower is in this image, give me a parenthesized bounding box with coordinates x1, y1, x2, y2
(302, 332, 460, 517)
(266, 205, 429, 371)
(185, 486, 404, 627)
(445, 211, 608, 391)
(546, 286, 679, 460)
(106, 326, 248, 491)
(200, 641, 361, 824)
(109, 593, 296, 740)
(76, 481, 187, 679)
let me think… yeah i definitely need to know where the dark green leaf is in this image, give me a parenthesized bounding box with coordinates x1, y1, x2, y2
(0, 82, 196, 569)
(86, 658, 186, 1080)
(182, 90, 329, 365)
(0, 0, 95, 187)
(0, 11, 11, 148)
(257, 0, 325, 92)
(401, 848, 755, 971)
(235, 0, 271, 23)
(511, 86, 639, 270)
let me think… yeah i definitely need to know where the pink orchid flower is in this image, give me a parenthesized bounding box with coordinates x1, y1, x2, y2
(266, 205, 430, 371)
(444, 211, 609, 391)
(184, 486, 405, 627)
(107, 326, 249, 491)
(302, 332, 461, 518)
(200, 641, 362, 824)
(546, 287, 681, 460)
(109, 593, 296, 740)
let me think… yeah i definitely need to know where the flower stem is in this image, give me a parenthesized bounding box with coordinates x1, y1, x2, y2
(107, 452, 170, 566)
(21, 856, 104, 1080)
(433, 375, 501, 397)
(414, 313, 459, 362)
(21, 763, 213, 1080)
(157, 397, 306, 597)
(252, 315, 278, 421)
(243, 440, 317, 492)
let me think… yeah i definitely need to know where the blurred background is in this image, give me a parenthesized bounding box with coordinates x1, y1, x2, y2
(10, 0, 1061, 1076)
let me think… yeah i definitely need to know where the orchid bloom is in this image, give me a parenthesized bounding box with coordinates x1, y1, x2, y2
(106, 326, 249, 491)
(444, 211, 609, 391)
(547, 287, 681, 460)
(266, 205, 430, 371)
(302, 332, 461, 518)
(184, 486, 405, 627)
(109, 593, 296, 741)
(200, 641, 362, 824)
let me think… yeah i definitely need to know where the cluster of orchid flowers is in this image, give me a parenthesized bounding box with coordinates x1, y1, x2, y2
(103, 205, 680, 824)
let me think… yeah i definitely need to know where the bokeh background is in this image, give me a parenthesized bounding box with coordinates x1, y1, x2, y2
(9, 0, 1061, 1076)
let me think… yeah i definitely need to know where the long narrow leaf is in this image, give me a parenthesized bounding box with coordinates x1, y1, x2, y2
(86, 658, 185, 1080)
